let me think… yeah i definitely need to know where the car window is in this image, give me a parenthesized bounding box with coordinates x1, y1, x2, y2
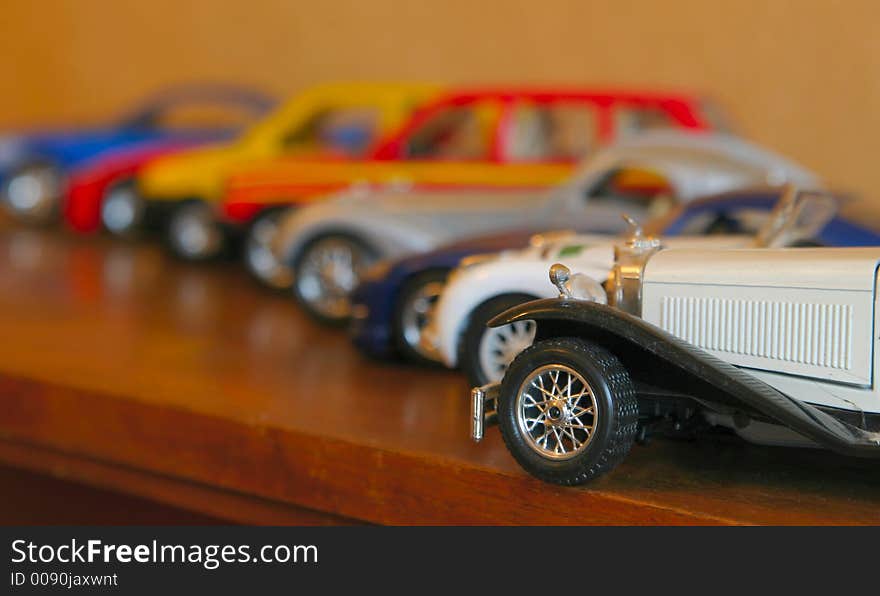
(756, 191, 838, 247)
(402, 103, 498, 160)
(587, 167, 673, 201)
(148, 101, 264, 131)
(505, 101, 598, 161)
(670, 207, 772, 236)
(279, 106, 380, 157)
(613, 105, 677, 136)
(584, 167, 678, 219)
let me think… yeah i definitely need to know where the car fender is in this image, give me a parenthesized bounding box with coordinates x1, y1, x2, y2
(274, 197, 444, 267)
(432, 256, 612, 368)
(490, 298, 880, 457)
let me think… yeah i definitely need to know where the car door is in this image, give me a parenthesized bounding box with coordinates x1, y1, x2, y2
(372, 95, 580, 190)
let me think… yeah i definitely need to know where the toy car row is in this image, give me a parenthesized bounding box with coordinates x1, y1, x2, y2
(5, 81, 879, 486)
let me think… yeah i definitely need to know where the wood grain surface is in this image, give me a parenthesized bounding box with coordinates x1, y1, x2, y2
(0, 220, 878, 525)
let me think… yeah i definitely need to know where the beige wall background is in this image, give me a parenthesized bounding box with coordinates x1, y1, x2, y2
(1, 0, 878, 207)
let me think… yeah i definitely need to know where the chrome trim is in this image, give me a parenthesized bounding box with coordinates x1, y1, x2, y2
(608, 214, 662, 315)
(549, 263, 572, 299)
(470, 382, 500, 442)
(515, 364, 598, 460)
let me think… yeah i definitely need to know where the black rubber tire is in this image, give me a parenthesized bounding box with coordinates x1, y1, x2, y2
(391, 268, 450, 366)
(164, 200, 230, 262)
(243, 207, 295, 292)
(0, 161, 62, 225)
(100, 178, 143, 238)
(497, 337, 639, 486)
(291, 232, 378, 327)
(459, 293, 539, 387)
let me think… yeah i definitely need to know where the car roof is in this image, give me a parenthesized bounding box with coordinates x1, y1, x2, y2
(572, 131, 821, 200)
(430, 87, 704, 104)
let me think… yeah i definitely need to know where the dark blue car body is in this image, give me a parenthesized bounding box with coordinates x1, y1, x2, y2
(351, 189, 880, 359)
(0, 84, 274, 185)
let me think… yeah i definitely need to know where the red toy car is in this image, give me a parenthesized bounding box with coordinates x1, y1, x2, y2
(64, 142, 196, 233)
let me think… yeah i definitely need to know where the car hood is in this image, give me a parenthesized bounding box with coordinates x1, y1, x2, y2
(487, 234, 753, 277)
(138, 142, 248, 200)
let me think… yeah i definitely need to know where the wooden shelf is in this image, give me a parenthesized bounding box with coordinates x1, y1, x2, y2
(1, 221, 879, 525)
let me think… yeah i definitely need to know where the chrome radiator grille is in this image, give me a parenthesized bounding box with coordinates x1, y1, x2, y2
(659, 296, 854, 371)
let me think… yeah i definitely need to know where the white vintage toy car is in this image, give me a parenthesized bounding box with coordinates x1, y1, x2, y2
(425, 187, 843, 386)
(273, 131, 818, 324)
(470, 190, 880, 485)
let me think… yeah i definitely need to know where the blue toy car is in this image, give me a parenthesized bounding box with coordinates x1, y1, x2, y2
(350, 188, 880, 364)
(0, 83, 274, 223)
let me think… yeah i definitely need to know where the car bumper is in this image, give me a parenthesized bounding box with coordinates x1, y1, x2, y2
(349, 303, 395, 359)
(470, 382, 500, 442)
(348, 273, 403, 360)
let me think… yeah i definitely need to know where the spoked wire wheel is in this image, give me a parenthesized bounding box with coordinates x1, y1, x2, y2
(498, 338, 639, 485)
(515, 363, 598, 460)
(167, 202, 225, 260)
(397, 275, 446, 363)
(295, 235, 376, 323)
(245, 210, 293, 290)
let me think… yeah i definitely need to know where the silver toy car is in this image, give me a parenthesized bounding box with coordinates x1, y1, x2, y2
(471, 189, 880, 485)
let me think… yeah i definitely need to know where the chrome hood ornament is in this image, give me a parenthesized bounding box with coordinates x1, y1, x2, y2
(549, 263, 572, 298)
(621, 214, 661, 252)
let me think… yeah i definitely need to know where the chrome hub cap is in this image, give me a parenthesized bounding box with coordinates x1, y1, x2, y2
(400, 279, 445, 361)
(3, 165, 61, 221)
(101, 185, 143, 235)
(170, 204, 222, 259)
(246, 214, 293, 289)
(478, 320, 536, 384)
(296, 238, 374, 319)
(516, 364, 598, 460)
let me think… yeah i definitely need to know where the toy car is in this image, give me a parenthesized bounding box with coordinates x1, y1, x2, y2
(0, 83, 274, 225)
(427, 187, 880, 386)
(134, 82, 442, 267)
(470, 188, 880, 486)
(351, 229, 544, 364)
(64, 143, 198, 234)
(191, 87, 723, 287)
(276, 130, 818, 325)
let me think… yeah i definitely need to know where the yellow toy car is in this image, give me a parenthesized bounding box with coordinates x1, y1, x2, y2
(109, 82, 441, 241)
